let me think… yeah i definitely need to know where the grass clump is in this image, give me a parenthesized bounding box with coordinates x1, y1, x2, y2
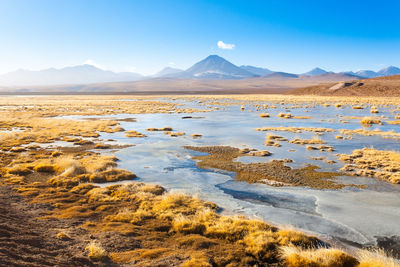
(182, 257, 212, 267)
(339, 148, 400, 184)
(290, 137, 326, 145)
(85, 241, 109, 261)
(146, 127, 173, 131)
(277, 113, 292, 119)
(357, 249, 400, 267)
(125, 130, 147, 137)
(56, 232, 71, 240)
(280, 246, 359, 267)
(360, 117, 382, 125)
(353, 106, 364, 109)
(166, 131, 185, 137)
(259, 113, 270, 118)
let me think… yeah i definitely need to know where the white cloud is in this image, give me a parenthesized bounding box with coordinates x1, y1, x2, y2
(217, 41, 235, 50)
(83, 59, 104, 69)
(168, 62, 176, 66)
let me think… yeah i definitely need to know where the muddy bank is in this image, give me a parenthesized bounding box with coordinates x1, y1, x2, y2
(184, 146, 361, 190)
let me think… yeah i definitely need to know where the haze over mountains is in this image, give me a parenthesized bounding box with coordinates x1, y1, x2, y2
(0, 64, 144, 86)
(0, 54, 399, 87)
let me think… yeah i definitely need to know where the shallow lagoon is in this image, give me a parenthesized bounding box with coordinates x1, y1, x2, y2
(63, 98, 400, 247)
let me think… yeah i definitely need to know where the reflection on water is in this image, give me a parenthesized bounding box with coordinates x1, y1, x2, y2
(63, 99, 400, 246)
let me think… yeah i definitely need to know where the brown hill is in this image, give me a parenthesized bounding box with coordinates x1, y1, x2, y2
(288, 75, 400, 96)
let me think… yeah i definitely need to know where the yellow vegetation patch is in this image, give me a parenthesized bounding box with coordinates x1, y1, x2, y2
(277, 112, 292, 119)
(357, 249, 400, 267)
(146, 127, 173, 131)
(290, 137, 326, 145)
(85, 241, 109, 261)
(360, 117, 382, 125)
(340, 148, 400, 184)
(256, 126, 335, 133)
(353, 106, 364, 109)
(56, 232, 72, 240)
(280, 246, 358, 267)
(165, 131, 185, 137)
(125, 130, 147, 137)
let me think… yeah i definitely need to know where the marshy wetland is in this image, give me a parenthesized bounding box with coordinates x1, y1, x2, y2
(1, 95, 400, 266)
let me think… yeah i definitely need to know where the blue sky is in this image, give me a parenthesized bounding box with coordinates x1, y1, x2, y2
(0, 0, 399, 75)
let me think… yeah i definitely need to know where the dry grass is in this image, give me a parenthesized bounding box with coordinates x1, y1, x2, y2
(340, 148, 400, 184)
(125, 130, 147, 137)
(256, 126, 335, 133)
(339, 129, 400, 139)
(192, 134, 203, 138)
(360, 117, 382, 125)
(280, 246, 358, 267)
(290, 137, 326, 145)
(56, 231, 71, 240)
(3, 142, 398, 265)
(357, 249, 400, 267)
(277, 112, 292, 119)
(2, 95, 400, 266)
(146, 127, 173, 131)
(85, 241, 109, 261)
(165, 131, 185, 137)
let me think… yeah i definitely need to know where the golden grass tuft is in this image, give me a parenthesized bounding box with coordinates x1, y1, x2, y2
(280, 246, 359, 267)
(259, 113, 270, 118)
(172, 214, 206, 234)
(182, 257, 212, 267)
(56, 231, 71, 240)
(140, 248, 171, 259)
(88, 169, 137, 183)
(146, 127, 173, 131)
(125, 130, 147, 137)
(166, 131, 185, 137)
(360, 117, 382, 125)
(205, 216, 269, 242)
(192, 134, 203, 138)
(85, 241, 109, 261)
(276, 229, 318, 247)
(277, 112, 292, 119)
(242, 230, 277, 256)
(339, 148, 400, 184)
(357, 249, 400, 267)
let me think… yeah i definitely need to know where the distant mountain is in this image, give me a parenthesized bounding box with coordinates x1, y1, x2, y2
(0, 64, 143, 86)
(352, 70, 379, 78)
(152, 67, 183, 77)
(2, 57, 400, 87)
(303, 67, 328, 76)
(239, 65, 272, 76)
(180, 55, 256, 79)
(264, 72, 299, 78)
(312, 72, 362, 80)
(377, 66, 400, 77)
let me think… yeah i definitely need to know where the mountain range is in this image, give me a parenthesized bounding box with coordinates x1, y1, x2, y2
(344, 66, 400, 78)
(0, 54, 399, 87)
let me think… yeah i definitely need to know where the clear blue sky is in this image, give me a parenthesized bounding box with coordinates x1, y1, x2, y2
(0, 0, 399, 75)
